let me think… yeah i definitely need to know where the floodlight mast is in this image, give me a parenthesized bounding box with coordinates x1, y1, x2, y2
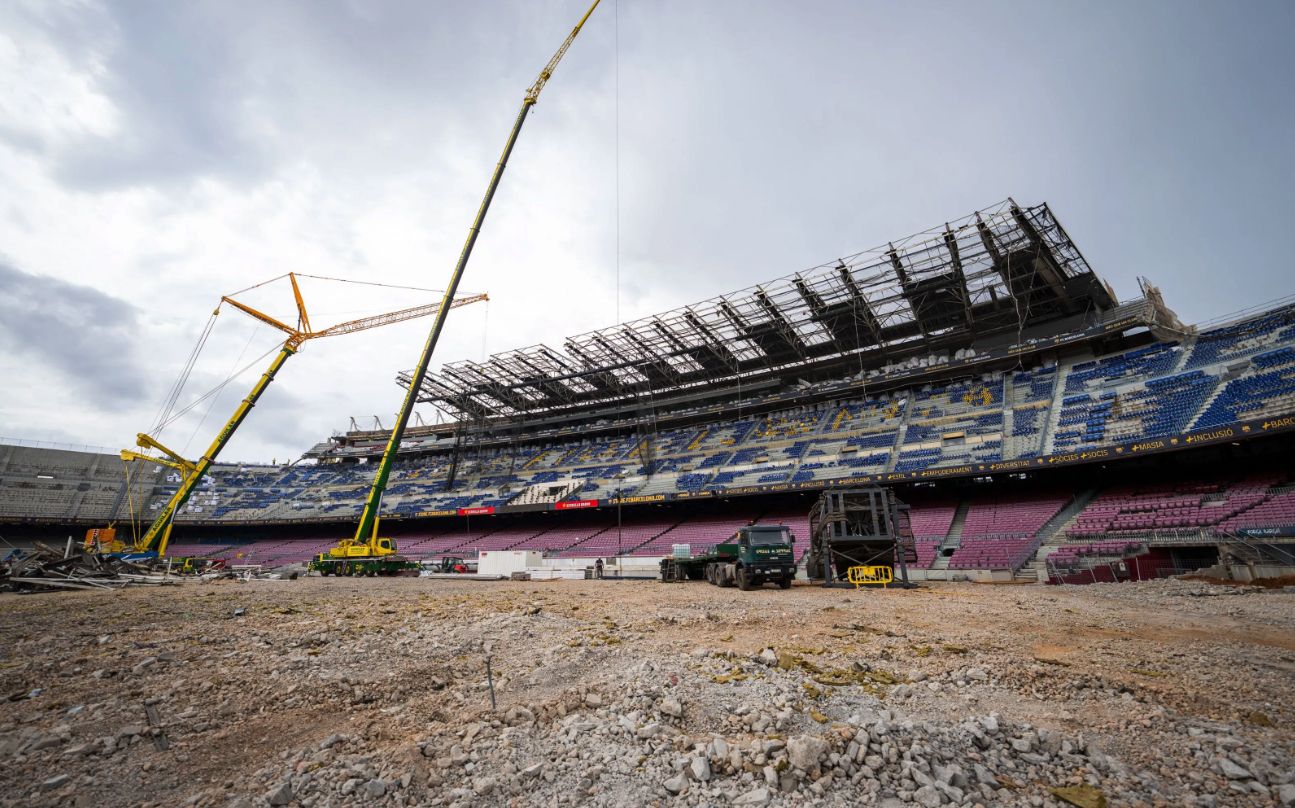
(350, 0, 602, 545)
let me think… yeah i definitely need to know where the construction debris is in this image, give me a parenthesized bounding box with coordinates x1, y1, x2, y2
(1, 577, 1291, 807)
(0, 543, 180, 592)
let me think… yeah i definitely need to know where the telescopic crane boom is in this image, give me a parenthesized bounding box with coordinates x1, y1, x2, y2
(123, 276, 486, 557)
(349, 0, 601, 547)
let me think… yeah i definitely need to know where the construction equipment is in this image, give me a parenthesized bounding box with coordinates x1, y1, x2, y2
(847, 565, 894, 588)
(437, 556, 473, 574)
(340, 0, 602, 565)
(83, 526, 125, 555)
(806, 487, 915, 588)
(309, 536, 414, 577)
(112, 274, 486, 560)
(659, 525, 798, 590)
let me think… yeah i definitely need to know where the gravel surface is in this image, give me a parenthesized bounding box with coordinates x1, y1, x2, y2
(0, 577, 1292, 807)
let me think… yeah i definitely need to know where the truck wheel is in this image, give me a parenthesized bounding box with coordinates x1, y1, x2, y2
(737, 567, 753, 591)
(779, 576, 792, 589)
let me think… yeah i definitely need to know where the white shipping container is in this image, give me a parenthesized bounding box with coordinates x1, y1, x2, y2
(478, 550, 543, 577)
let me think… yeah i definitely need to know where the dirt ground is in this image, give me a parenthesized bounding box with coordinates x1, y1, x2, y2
(1, 577, 1292, 807)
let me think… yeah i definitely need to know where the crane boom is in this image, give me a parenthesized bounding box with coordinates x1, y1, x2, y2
(525, 0, 602, 106)
(350, 0, 601, 546)
(123, 281, 486, 557)
(315, 293, 488, 340)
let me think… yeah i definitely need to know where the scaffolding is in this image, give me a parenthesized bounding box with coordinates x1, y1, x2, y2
(405, 200, 1116, 422)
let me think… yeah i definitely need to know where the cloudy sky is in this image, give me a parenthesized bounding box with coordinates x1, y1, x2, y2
(1, 0, 1293, 463)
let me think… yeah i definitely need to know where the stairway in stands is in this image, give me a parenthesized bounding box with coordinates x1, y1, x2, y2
(1185, 363, 1248, 431)
(1040, 361, 1073, 454)
(1013, 488, 1099, 582)
(927, 499, 970, 578)
(884, 398, 914, 473)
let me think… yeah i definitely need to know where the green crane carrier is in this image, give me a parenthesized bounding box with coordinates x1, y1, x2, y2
(310, 535, 416, 577)
(659, 525, 798, 590)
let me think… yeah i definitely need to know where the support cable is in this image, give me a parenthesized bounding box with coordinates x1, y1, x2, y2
(181, 322, 262, 457)
(121, 457, 140, 545)
(226, 272, 474, 298)
(150, 311, 218, 440)
(153, 344, 283, 435)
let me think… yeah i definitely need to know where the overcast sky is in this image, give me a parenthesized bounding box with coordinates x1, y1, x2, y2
(1, 0, 1293, 463)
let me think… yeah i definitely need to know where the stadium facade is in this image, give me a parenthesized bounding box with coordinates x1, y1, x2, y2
(4, 200, 1294, 581)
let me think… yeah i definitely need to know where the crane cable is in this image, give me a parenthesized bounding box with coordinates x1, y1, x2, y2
(150, 310, 219, 441)
(181, 320, 263, 458)
(148, 279, 478, 444)
(152, 342, 284, 435)
(121, 456, 140, 545)
(225, 272, 476, 299)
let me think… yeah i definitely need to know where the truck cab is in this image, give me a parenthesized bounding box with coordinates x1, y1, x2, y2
(709, 524, 797, 590)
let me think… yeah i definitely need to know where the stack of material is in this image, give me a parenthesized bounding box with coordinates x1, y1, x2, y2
(0, 543, 178, 592)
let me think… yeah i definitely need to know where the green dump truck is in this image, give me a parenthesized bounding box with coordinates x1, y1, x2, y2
(659, 524, 797, 590)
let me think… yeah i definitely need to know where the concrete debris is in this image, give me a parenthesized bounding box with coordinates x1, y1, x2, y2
(0, 576, 1291, 807)
(0, 544, 181, 592)
(264, 781, 293, 806)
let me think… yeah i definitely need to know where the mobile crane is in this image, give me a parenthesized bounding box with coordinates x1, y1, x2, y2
(327, 0, 602, 571)
(111, 273, 486, 561)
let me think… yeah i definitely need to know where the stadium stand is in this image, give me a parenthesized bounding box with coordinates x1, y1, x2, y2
(9, 301, 1295, 544)
(947, 494, 1068, 571)
(5, 201, 1295, 579)
(133, 302, 1288, 526)
(1067, 475, 1285, 537)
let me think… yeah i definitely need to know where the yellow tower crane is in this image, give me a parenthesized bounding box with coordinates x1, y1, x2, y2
(109, 273, 486, 559)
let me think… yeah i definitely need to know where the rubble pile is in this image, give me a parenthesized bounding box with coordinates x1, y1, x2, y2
(0, 544, 178, 592)
(0, 577, 1291, 807)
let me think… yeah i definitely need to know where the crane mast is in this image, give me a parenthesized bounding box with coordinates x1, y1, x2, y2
(350, 0, 602, 545)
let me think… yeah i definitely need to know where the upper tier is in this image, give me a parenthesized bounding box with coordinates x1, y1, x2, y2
(406, 200, 1122, 422)
(139, 300, 1295, 524)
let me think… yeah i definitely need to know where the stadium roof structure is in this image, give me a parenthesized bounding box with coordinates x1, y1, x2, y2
(404, 200, 1120, 420)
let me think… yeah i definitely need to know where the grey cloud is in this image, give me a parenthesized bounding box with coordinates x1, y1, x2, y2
(3, 0, 1295, 462)
(14, 0, 564, 192)
(0, 260, 148, 406)
(46, 4, 273, 190)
